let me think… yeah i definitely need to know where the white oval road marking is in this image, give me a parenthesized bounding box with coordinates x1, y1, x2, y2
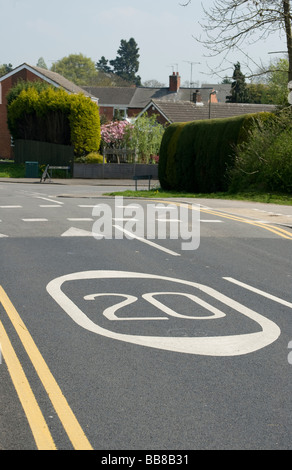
(46, 271, 281, 357)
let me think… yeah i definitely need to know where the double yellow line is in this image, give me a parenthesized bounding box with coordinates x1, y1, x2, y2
(199, 207, 292, 240)
(157, 200, 292, 240)
(0, 286, 93, 450)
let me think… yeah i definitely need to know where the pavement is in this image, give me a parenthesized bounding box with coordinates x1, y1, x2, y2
(0, 177, 292, 228)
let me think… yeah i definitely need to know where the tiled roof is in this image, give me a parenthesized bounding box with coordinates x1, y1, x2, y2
(149, 99, 201, 122)
(82, 85, 215, 108)
(0, 63, 96, 100)
(146, 100, 277, 123)
(29, 64, 96, 99)
(208, 102, 277, 120)
(83, 86, 136, 105)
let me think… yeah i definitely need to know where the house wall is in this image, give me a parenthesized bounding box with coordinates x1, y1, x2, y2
(0, 70, 46, 159)
(99, 106, 114, 122)
(140, 106, 168, 125)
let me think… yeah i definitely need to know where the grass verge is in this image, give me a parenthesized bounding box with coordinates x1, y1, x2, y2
(105, 188, 292, 206)
(0, 162, 25, 178)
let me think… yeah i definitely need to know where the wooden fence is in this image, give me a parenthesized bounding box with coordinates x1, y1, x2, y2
(14, 140, 74, 167)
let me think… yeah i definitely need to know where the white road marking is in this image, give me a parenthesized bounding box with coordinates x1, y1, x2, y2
(113, 218, 140, 222)
(67, 218, 94, 222)
(223, 277, 292, 308)
(47, 271, 281, 357)
(201, 220, 223, 223)
(61, 227, 101, 237)
(36, 197, 64, 205)
(84, 293, 168, 321)
(22, 219, 48, 222)
(116, 205, 141, 209)
(113, 225, 181, 257)
(0, 206, 22, 209)
(39, 205, 62, 208)
(0, 233, 8, 238)
(156, 218, 181, 222)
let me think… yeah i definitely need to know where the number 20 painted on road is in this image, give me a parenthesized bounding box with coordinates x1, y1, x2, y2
(46, 271, 281, 357)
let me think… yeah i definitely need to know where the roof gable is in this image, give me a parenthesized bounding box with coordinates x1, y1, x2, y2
(0, 63, 97, 100)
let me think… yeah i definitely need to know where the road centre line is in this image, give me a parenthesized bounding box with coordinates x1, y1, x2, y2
(22, 218, 48, 222)
(223, 277, 292, 309)
(67, 218, 94, 222)
(200, 219, 223, 223)
(0, 318, 56, 450)
(39, 205, 62, 208)
(0, 286, 93, 450)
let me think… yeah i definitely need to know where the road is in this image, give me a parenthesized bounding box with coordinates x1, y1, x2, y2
(0, 180, 292, 452)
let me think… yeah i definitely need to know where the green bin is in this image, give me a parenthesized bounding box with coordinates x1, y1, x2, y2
(25, 161, 39, 178)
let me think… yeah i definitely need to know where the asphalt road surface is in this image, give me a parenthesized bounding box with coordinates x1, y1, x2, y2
(0, 181, 292, 453)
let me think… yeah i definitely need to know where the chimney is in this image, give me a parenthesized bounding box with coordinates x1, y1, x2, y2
(193, 90, 202, 103)
(169, 72, 181, 92)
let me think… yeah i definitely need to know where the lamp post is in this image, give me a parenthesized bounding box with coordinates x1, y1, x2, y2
(209, 90, 217, 119)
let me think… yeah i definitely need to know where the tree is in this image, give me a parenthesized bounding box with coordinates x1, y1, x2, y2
(266, 58, 290, 104)
(0, 63, 13, 77)
(110, 38, 141, 85)
(36, 57, 48, 69)
(51, 54, 97, 86)
(124, 114, 164, 163)
(182, 1, 292, 82)
(143, 79, 166, 87)
(227, 62, 249, 102)
(96, 56, 111, 74)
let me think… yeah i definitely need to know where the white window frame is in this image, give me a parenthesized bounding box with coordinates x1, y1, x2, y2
(114, 107, 128, 120)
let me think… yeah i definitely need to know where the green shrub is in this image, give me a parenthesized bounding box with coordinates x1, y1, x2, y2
(159, 112, 275, 193)
(75, 152, 105, 164)
(229, 109, 292, 193)
(7, 85, 101, 158)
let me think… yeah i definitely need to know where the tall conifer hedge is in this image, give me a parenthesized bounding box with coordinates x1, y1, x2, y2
(158, 113, 273, 193)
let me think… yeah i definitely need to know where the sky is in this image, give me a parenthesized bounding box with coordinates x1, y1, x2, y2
(1, 0, 288, 86)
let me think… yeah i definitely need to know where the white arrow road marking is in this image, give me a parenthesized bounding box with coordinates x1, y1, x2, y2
(46, 271, 281, 357)
(61, 227, 101, 237)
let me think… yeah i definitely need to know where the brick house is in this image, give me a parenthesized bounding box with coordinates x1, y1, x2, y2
(83, 72, 218, 122)
(84, 72, 276, 125)
(0, 63, 97, 159)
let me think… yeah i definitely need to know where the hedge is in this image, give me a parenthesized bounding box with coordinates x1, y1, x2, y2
(158, 112, 274, 193)
(7, 86, 101, 158)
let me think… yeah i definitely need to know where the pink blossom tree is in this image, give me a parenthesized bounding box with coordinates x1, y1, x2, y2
(100, 120, 132, 148)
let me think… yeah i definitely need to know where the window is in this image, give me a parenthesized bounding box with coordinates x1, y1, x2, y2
(114, 107, 127, 120)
